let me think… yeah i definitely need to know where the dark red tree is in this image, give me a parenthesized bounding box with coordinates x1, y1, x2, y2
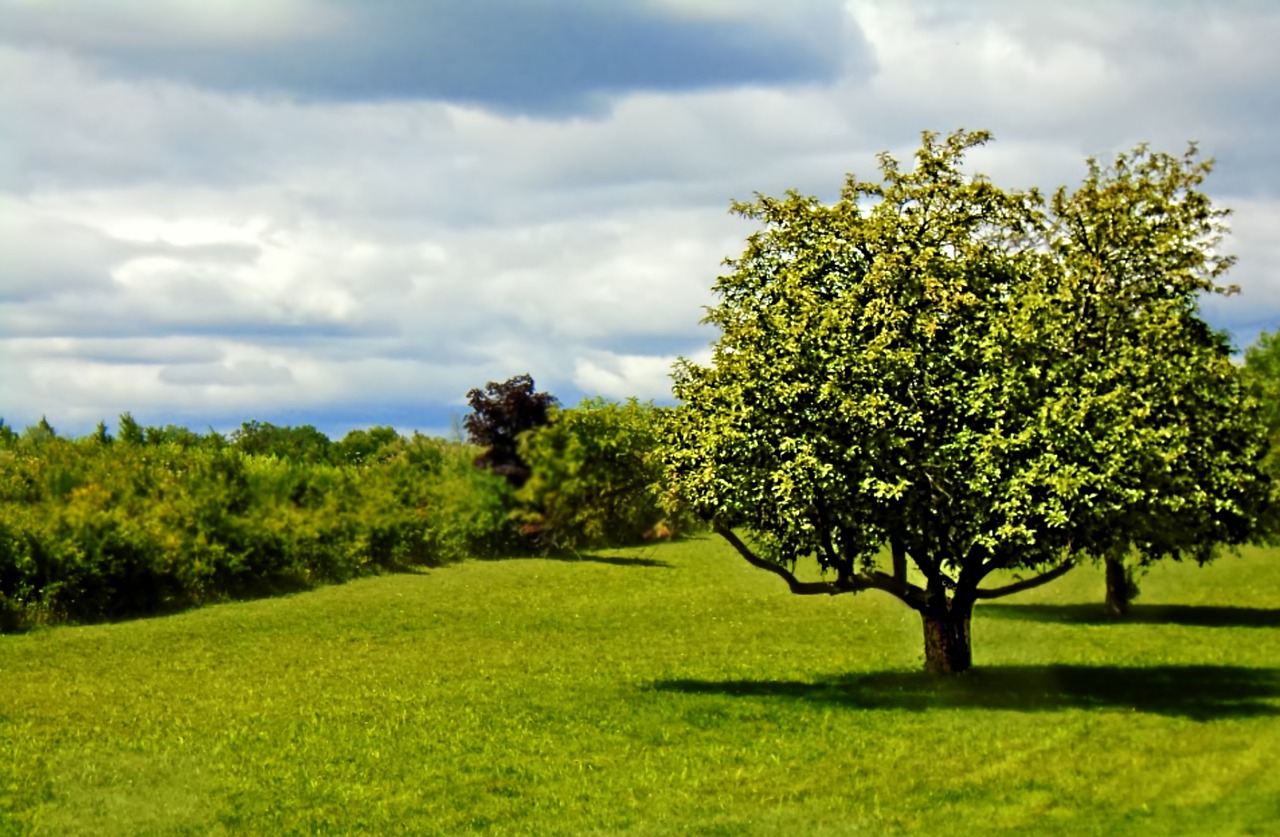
(463, 374, 558, 487)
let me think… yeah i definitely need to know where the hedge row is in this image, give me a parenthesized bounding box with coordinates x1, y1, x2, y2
(0, 430, 520, 631)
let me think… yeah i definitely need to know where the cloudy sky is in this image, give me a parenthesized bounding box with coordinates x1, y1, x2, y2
(2, 0, 1278, 439)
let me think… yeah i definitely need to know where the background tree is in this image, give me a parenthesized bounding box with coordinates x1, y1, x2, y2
(1243, 330, 1280, 461)
(24, 417, 57, 445)
(1243, 329, 1280, 537)
(114, 414, 224, 450)
(229, 421, 332, 462)
(89, 421, 113, 446)
(515, 398, 689, 550)
(144, 423, 213, 448)
(117, 412, 146, 446)
(1049, 144, 1268, 615)
(660, 130, 1271, 673)
(463, 374, 557, 488)
(334, 426, 403, 466)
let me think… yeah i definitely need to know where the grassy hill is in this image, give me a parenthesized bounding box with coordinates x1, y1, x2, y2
(2, 538, 1278, 835)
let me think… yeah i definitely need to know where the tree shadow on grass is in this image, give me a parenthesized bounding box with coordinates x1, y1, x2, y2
(979, 603, 1280, 628)
(652, 665, 1280, 721)
(493, 551, 674, 569)
(545, 552, 674, 568)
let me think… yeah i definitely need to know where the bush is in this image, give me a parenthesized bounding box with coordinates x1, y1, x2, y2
(516, 399, 701, 551)
(0, 424, 524, 630)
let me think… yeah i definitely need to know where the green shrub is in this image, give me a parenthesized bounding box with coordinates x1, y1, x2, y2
(516, 399, 702, 551)
(0, 424, 525, 631)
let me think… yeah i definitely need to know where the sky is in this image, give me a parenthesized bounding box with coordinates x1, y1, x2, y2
(2, 0, 1278, 440)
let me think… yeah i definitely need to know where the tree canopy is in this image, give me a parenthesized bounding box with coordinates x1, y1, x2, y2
(660, 129, 1271, 673)
(463, 374, 558, 488)
(1244, 330, 1280, 452)
(1244, 329, 1280, 537)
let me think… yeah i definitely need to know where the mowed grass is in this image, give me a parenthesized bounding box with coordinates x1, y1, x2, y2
(2, 539, 1278, 836)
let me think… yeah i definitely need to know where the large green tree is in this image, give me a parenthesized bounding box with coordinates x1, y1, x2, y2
(660, 130, 1270, 673)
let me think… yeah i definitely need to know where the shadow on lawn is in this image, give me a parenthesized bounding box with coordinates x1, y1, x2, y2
(979, 603, 1280, 628)
(652, 665, 1280, 721)
(501, 551, 674, 569)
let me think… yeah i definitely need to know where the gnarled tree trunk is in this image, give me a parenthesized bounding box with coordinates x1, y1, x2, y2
(1104, 554, 1130, 617)
(922, 609, 972, 673)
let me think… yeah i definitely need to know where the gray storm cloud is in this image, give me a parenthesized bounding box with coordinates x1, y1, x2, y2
(0, 0, 856, 115)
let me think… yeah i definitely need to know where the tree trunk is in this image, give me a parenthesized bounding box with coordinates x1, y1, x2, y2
(922, 610, 972, 674)
(1104, 555, 1129, 617)
(891, 535, 907, 583)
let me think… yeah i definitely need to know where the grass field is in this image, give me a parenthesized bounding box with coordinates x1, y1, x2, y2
(2, 538, 1278, 835)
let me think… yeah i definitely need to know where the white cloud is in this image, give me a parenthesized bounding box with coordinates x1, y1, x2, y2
(572, 352, 680, 401)
(1, 1, 1277, 436)
(1203, 197, 1280, 347)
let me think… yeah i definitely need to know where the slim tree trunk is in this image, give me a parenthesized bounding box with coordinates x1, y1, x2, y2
(922, 609, 972, 674)
(891, 536, 908, 583)
(1104, 554, 1130, 617)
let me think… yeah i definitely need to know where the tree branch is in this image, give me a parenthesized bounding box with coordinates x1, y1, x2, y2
(974, 560, 1076, 600)
(900, 530, 948, 593)
(713, 523, 928, 609)
(714, 523, 847, 595)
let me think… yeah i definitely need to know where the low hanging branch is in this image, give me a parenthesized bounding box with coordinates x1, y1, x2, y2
(973, 559, 1077, 599)
(713, 523, 928, 609)
(717, 519, 1075, 610)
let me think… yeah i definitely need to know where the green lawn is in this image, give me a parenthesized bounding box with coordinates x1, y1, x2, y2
(2, 539, 1278, 835)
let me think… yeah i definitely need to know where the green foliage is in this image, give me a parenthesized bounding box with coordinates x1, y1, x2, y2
(1244, 329, 1280, 535)
(515, 398, 695, 550)
(333, 425, 403, 466)
(1244, 329, 1280, 454)
(0, 426, 522, 630)
(143, 423, 214, 448)
(89, 421, 112, 446)
(229, 420, 331, 461)
(421, 436, 526, 560)
(1045, 142, 1268, 560)
(22, 417, 57, 445)
(113, 413, 224, 450)
(661, 130, 1271, 671)
(116, 412, 145, 446)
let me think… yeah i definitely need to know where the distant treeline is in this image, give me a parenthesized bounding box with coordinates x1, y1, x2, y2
(0, 415, 522, 631)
